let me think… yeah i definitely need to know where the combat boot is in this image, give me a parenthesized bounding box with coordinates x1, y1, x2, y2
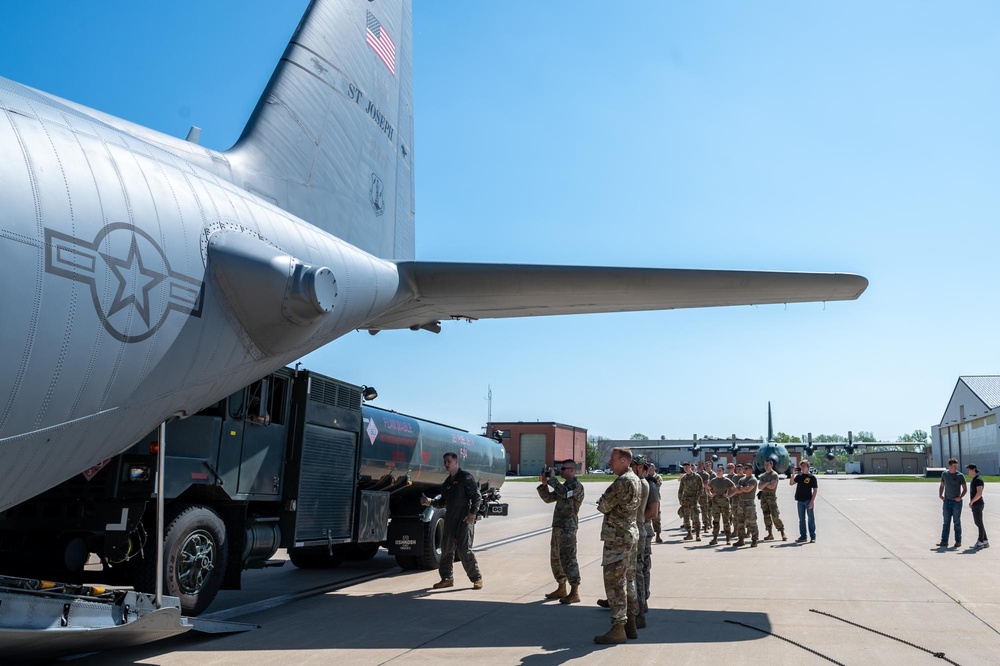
(764, 531, 775, 541)
(709, 536, 718, 545)
(560, 585, 581, 604)
(751, 537, 758, 548)
(735, 537, 745, 547)
(725, 532, 731, 545)
(695, 532, 701, 542)
(780, 530, 787, 542)
(594, 622, 627, 644)
(683, 530, 693, 541)
(635, 613, 646, 629)
(545, 580, 568, 599)
(655, 533, 663, 544)
(432, 579, 454, 589)
(597, 598, 610, 608)
(624, 615, 639, 639)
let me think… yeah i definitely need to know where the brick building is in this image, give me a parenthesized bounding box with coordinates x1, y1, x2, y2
(487, 421, 587, 475)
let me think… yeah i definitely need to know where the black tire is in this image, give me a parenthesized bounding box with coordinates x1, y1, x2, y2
(288, 544, 346, 569)
(416, 509, 445, 570)
(394, 554, 420, 570)
(346, 543, 380, 561)
(131, 505, 228, 616)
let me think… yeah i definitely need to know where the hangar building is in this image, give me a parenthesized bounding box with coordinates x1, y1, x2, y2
(487, 421, 587, 475)
(932, 376, 1000, 475)
(860, 450, 926, 474)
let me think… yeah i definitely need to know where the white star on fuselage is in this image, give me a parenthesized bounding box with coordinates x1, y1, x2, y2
(100, 236, 165, 328)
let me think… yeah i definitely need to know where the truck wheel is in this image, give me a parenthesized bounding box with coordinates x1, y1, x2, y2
(149, 505, 228, 616)
(288, 545, 346, 569)
(346, 543, 380, 561)
(416, 509, 445, 570)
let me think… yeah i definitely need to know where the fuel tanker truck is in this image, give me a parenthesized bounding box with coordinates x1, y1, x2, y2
(0, 366, 508, 615)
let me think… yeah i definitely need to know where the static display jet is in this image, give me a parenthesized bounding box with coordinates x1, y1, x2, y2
(633, 403, 864, 476)
(0, 0, 867, 512)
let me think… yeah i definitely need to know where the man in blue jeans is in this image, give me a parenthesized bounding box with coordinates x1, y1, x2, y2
(937, 458, 967, 548)
(789, 460, 818, 543)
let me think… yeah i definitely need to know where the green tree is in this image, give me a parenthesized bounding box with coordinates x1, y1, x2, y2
(854, 431, 876, 442)
(814, 434, 846, 443)
(774, 432, 801, 443)
(897, 430, 929, 443)
(629, 433, 648, 441)
(586, 441, 600, 471)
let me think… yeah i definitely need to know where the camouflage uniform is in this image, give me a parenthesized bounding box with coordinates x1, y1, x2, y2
(537, 476, 585, 585)
(632, 476, 649, 617)
(708, 475, 736, 543)
(598, 468, 641, 626)
(641, 474, 659, 606)
(650, 472, 663, 541)
(735, 474, 760, 544)
(725, 472, 738, 527)
(677, 478, 687, 529)
(757, 469, 785, 538)
(697, 466, 712, 532)
(679, 471, 704, 537)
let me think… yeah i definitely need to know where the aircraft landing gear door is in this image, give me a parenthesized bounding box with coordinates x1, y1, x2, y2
(237, 378, 288, 496)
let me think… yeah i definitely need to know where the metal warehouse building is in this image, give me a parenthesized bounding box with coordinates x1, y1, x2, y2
(933, 376, 1000, 475)
(860, 450, 926, 474)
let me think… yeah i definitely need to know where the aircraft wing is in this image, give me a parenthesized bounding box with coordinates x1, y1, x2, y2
(364, 263, 868, 330)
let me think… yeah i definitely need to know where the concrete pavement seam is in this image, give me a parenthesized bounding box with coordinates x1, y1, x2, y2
(818, 494, 1000, 638)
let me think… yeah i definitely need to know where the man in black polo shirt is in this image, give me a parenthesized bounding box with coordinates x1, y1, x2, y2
(789, 460, 818, 543)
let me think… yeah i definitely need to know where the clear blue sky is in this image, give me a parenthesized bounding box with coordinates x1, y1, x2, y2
(2, 1, 998, 442)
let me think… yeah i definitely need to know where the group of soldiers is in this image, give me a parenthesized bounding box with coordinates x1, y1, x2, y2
(677, 459, 786, 547)
(536, 447, 790, 644)
(537, 448, 661, 644)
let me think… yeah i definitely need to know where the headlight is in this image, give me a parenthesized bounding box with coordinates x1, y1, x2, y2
(128, 465, 150, 482)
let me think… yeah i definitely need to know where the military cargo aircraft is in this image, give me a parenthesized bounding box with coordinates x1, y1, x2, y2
(634, 402, 864, 476)
(0, 0, 867, 512)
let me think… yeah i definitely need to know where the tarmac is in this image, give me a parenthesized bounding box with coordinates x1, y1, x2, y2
(63, 476, 998, 665)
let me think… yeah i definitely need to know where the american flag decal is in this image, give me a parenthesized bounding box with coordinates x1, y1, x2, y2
(366, 10, 396, 76)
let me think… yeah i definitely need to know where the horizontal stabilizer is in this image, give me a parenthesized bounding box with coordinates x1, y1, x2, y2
(364, 263, 868, 330)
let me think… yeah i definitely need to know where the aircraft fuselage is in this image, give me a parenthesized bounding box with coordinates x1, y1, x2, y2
(0, 77, 399, 511)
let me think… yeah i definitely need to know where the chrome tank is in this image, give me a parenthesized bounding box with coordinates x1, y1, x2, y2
(359, 406, 506, 494)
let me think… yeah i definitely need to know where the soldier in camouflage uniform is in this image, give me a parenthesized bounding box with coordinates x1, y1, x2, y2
(733, 465, 760, 547)
(650, 466, 664, 543)
(628, 456, 649, 631)
(679, 462, 704, 541)
(697, 462, 712, 533)
(638, 460, 659, 628)
(537, 459, 585, 603)
(728, 463, 742, 529)
(594, 447, 641, 644)
(757, 459, 787, 541)
(707, 464, 736, 545)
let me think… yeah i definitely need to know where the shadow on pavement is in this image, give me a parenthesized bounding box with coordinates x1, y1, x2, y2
(63, 589, 773, 664)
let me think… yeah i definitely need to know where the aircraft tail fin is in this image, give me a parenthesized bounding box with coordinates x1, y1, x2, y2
(227, 0, 415, 260)
(768, 402, 774, 442)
